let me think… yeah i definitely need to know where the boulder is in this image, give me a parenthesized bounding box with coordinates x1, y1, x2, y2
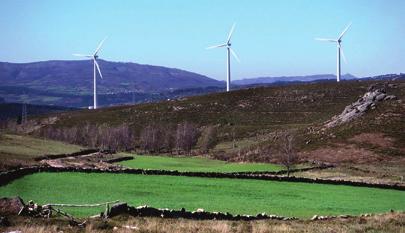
(384, 95, 397, 100)
(356, 103, 370, 113)
(0, 197, 25, 216)
(0, 216, 10, 227)
(108, 202, 128, 217)
(375, 93, 386, 101)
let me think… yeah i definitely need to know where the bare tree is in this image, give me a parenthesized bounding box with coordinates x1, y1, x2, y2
(39, 123, 134, 152)
(175, 122, 199, 155)
(162, 125, 175, 154)
(140, 124, 164, 153)
(277, 131, 298, 177)
(198, 125, 217, 153)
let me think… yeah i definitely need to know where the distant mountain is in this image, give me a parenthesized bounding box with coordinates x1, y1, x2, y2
(233, 74, 358, 85)
(0, 60, 223, 95)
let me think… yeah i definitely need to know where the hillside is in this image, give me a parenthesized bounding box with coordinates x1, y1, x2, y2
(33, 78, 404, 155)
(0, 103, 74, 121)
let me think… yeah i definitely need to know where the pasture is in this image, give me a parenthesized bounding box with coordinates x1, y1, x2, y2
(118, 155, 283, 172)
(0, 134, 83, 160)
(0, 172, 404, 218)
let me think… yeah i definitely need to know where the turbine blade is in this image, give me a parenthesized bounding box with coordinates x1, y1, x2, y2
(206, 43, 227, 49)
(339, 44, 347, 64)
(73, 53, 93, 57)
(230, 48, 240, 63)
(338, 22, 352, 40)
(315, 38, 337, 42)
(94, 36, 108, 56)
(94, 59, 103, 79)
(227, 23, 236, 43)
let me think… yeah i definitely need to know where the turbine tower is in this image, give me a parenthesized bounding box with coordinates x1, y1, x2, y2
(73, 37, 107, 109)
(316, 23, 351, 82)
(207, 23, 240, 92)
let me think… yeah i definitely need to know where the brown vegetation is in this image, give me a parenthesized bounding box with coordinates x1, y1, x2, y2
(1, 212, 404, 233)
(38, 123, 134, 152)
(198, 125, 218, 153)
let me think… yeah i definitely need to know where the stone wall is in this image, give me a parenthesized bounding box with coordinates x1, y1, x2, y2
(0, 166, 404, 191)
(34, 149, 99, 161)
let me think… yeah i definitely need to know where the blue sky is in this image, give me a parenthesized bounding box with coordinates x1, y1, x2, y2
(0, 0, 404, 81)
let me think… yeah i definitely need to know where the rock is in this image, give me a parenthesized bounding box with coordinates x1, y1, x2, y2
(108, 202, 128, 217)
(311, 215, 318, 220)
(384, 95, 397, 100)
(0, 197, 25, 216)
(0, 216, 10, 227)
(323, 86, 395, 128)
(367, 85, 376, 91)
(375, 93, 386, 101)
(196, 208, 205, 213)
(123, 225, 138, 230)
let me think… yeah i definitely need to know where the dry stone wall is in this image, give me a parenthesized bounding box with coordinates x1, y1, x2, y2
(0, 166, 404, 191)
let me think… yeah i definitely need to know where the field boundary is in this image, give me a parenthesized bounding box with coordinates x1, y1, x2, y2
(33, 149, 99, 161)
(110, 203, 400, 221)
(103, 156, 134, 163)
(225, 165, 334, 175)
(1, 166, 404, 191)
(109, 156, 335, 175)
(114, 203, 297, 221)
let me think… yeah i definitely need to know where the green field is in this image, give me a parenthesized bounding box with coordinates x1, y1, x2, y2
(1, 172, 404, 218)
(118, 155, 283, 172)
(0, 134, 83, 160)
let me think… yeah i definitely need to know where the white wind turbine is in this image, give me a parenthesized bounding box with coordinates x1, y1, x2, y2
(316, 23, 352, 82)
(73, 37, 107, 109)
(207, 23, 240, 92)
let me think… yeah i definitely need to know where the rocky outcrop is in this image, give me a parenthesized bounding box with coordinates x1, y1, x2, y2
(325, 87, 397, 128)
(0, 197, 25, 216)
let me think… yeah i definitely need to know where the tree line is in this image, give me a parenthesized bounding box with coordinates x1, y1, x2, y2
(36, 122, 218, 154)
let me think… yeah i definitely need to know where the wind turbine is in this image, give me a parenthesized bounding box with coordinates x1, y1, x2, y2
(73, 37, 107, 109)
(316, 23, 351, 82)
(207, 23, 240, 92)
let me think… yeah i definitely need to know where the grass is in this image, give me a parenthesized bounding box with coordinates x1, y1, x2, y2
(118, 155, 283, 172)
(1, 172, 404, 218)
(0, 134, 83, 160)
